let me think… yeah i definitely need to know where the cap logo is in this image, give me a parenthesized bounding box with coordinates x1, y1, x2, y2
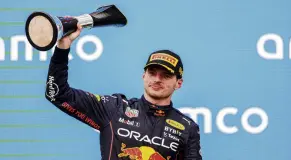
(150, 53, 178, 67)
(179, 67, 183, 76)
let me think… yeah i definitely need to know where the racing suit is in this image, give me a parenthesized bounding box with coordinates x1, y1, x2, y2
(45, 47, 202, 160)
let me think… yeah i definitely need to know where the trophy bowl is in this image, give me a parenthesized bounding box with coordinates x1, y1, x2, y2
(25, 4, 127, 51)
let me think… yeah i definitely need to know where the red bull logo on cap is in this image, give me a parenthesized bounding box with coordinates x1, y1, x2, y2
(118, 143, 171, 160)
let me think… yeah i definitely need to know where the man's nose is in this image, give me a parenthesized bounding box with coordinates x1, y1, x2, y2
(152, 73, 162, 81)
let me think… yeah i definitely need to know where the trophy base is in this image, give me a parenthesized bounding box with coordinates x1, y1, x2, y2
(25, 12, 59, 51)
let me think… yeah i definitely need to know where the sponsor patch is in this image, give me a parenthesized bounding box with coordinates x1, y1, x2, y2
(118, 143, 171, 160)
(46, 76, 59, 101)
(150, 53, 178, 67)
(166, 119, 185, 131)
(125, 107, 139, 118)
(117, 128, 179, 152)
(154, 110, 165, 117)
(119, 117, 140, 127)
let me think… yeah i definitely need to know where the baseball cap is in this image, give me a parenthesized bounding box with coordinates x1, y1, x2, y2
(144, 50, 184, 79)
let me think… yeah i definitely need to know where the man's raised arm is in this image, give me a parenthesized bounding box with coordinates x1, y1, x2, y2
(45, 24, 120, 130)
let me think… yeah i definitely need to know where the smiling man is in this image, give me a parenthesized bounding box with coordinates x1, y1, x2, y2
(45, 24, 202, 160)
(143, 51, 183, 104)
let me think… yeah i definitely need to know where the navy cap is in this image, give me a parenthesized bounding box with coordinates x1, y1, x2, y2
(144, 50, 183, 79)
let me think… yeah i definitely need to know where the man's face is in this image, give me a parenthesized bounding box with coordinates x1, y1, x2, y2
(143, 65, 183, 100)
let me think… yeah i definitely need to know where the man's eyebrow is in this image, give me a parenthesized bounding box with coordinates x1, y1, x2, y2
(162, 71, 175, 76)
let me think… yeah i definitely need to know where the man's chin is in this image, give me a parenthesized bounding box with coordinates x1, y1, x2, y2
(149, 94, 163, 100)
(148, 91, 168, 100)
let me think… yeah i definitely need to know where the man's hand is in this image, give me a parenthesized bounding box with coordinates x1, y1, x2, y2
(57, 23, 83, 49)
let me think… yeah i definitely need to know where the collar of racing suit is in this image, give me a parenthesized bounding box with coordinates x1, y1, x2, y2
(141, 95, 173, 117)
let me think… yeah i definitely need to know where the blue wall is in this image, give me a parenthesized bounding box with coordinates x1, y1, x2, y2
(0, 0, 290, 159)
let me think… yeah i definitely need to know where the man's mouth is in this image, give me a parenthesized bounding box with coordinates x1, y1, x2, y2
(150, 84, 162, 90)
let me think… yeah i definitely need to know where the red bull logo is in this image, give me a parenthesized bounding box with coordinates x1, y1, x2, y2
(118, 143, 171, 160)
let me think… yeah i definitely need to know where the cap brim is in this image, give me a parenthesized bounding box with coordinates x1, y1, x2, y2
(144, 62, 175, 74)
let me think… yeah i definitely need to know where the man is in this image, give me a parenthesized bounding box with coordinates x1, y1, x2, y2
(45, 24, 202, 160)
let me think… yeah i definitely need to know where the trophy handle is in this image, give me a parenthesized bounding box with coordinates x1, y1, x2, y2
(57, 16, 78, 37)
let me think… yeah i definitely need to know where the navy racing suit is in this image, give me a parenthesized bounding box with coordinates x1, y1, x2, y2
(45, 47, 202, 160)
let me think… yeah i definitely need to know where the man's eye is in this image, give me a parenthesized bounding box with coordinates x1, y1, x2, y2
(149, 71, 155, 75)
(164, 74, 172, 79)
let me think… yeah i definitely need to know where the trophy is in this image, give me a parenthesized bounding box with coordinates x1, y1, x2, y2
(25, 4, 127, 51)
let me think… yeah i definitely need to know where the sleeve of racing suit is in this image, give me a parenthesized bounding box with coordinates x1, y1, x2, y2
(183, 123, 202, 160)
(45, 46, 119, 130)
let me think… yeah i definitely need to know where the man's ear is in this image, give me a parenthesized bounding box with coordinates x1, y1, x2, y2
(175, 78, 183, 89)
